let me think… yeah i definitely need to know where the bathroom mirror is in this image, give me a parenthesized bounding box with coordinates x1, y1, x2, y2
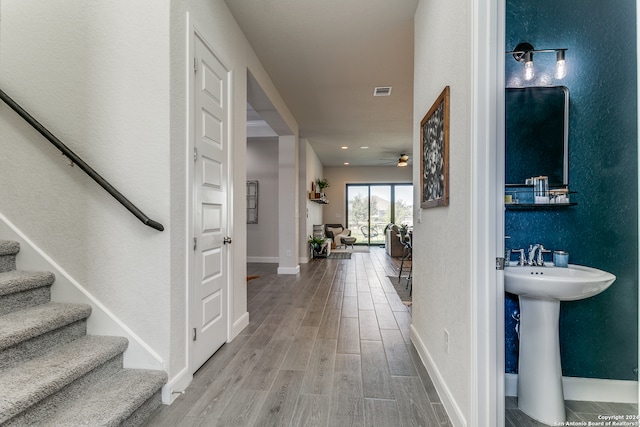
(505, 86, 569, 186)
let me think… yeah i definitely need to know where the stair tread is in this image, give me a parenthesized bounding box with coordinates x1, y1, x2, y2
(0, 335, 128, 422)
(0, 302, 91, 350)
(0, 270, 55, 296)
(0, 240, 20, 256)
(37, 368, 167, 427)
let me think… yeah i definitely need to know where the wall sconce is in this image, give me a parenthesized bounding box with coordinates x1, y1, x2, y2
(506, 42, 568, 80)
(397, 154, 409, 167)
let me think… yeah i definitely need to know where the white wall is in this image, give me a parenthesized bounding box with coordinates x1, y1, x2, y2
(0, 0, 172, 367)
(246, 138, 279, 261)
(170, 0, 299, 389)
(411, 0, 473, 424)
(322, 166, 412, 225)
(0, 0, 300, 398)
(300, 140, 324, 261)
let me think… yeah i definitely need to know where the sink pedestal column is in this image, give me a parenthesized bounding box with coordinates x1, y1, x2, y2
(517, 296, 566, 425)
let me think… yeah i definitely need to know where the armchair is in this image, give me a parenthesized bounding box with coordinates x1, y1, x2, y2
(385, 224, 404, 257)
(324, 224, 351, 248)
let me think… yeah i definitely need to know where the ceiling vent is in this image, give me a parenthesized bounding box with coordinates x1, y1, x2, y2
(373, 86, 392, 97)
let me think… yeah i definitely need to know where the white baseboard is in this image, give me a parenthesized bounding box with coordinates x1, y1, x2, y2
(246, 256, 279, 263)
(161, 366, 192, 404)
(505, 373, 638, 403)
(410, 325, 467, 427)
(277, 265, 300, 275)
(231, 311, 250, 338)
(0, 214, 164, 371)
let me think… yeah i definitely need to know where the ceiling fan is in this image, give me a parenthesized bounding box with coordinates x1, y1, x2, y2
(378, 153, 411, 167)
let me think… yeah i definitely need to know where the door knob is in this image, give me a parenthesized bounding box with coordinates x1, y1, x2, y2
(223, 236, 232, 244)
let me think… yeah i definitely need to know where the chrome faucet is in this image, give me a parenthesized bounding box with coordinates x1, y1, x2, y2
(527, 244, 550, 266)
(528, 244, 540, 266)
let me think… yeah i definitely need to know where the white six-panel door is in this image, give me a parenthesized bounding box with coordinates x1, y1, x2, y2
(191, 33, 229, 372)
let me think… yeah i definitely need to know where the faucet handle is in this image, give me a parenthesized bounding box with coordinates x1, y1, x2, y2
(538, 245, 552, 265)
(511, 248, 527, 266)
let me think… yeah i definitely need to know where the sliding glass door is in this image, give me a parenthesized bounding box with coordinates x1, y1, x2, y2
(346, 183, 413, 245)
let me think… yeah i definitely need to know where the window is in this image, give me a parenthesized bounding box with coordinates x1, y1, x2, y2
(346, 183, 413, 245)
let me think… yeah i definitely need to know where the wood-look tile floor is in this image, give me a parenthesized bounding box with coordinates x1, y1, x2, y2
(143, 247, 450, 427)
(143, 246, 636, 426)
(505, 396, 638, 426)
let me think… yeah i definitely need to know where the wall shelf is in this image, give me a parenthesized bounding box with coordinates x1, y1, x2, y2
(505, 186, 575, 208)
(505, 202, 577, 210)
(310, 198, 328, 204)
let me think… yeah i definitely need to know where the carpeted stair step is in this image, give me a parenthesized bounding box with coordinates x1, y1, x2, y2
(35, 368, 168, 427)
(0, 302, 91, 369)
(0, 270, 55, 316)
(0, 240, 20, 273)
(0, 335, 129, 425)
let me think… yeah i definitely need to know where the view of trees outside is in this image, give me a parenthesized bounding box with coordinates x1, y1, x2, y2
(346, 184, 413, 245)
(394, 185, 414, 227)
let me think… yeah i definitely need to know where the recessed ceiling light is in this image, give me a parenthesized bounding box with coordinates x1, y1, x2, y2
(373, 86, 392, 97)
(344, 162, 350, 165)
(360, 146, 369, 149)
(341, 146, 348, 150)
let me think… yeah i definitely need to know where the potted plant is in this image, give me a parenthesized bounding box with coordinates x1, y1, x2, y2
(315, 178, 330, 197)
(308, 235, 326, 252)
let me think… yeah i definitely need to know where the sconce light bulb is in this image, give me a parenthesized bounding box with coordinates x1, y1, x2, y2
(524, 59, 534, 81)
(555, 50, 566, 79)
(555, 59, 566, 79)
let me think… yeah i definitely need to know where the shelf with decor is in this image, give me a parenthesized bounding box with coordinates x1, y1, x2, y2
(309, 178, 330, 205)
(505, 185, 576, 209)
(505, 202, 577, 209)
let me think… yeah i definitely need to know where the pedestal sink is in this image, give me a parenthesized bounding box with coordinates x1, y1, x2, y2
(505, 264, 616, 425)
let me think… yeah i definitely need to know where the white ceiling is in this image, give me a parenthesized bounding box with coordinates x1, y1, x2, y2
(225, 0, 419, 167)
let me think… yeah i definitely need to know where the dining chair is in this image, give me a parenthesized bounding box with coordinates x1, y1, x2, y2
(398, 230, 412, 295)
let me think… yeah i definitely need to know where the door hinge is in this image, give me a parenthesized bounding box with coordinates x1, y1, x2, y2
(194, 57, 198, 72)
(194, 147, 198, 161)
(192, 327, 197, 341)
(193, 237, 197, 251)
(496, 257, 505, 270)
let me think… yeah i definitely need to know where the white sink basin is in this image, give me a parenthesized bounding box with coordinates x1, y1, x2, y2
(505, 264, 615, 301)
(504, 264, 615, 425)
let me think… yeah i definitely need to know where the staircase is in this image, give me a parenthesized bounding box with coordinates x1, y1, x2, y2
(0, 240, 167, 426)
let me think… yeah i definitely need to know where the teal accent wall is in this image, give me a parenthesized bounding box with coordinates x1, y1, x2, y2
(505, 0, 638, 380)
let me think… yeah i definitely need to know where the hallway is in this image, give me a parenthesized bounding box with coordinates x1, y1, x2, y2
(144, 247, 451, 426)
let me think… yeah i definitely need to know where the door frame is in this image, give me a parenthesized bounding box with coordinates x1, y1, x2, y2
(471, 0, 505, 425)
(186, 22, 234, 375)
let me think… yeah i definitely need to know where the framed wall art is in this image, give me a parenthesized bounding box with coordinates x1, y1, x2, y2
(247, 180, 258, 224)
(420, 86, 450, 209)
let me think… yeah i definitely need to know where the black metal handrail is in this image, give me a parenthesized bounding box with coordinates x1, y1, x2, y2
(0, 89, 164, 231)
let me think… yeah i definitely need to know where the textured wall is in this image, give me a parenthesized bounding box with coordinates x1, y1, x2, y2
(0, 0, 172, 366)
(412, 0, 473, 420)
(505, 0, 638, 380)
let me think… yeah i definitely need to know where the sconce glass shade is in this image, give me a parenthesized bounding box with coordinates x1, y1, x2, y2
(397, 160, 408, 167)
(555, 50, 566, 79)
